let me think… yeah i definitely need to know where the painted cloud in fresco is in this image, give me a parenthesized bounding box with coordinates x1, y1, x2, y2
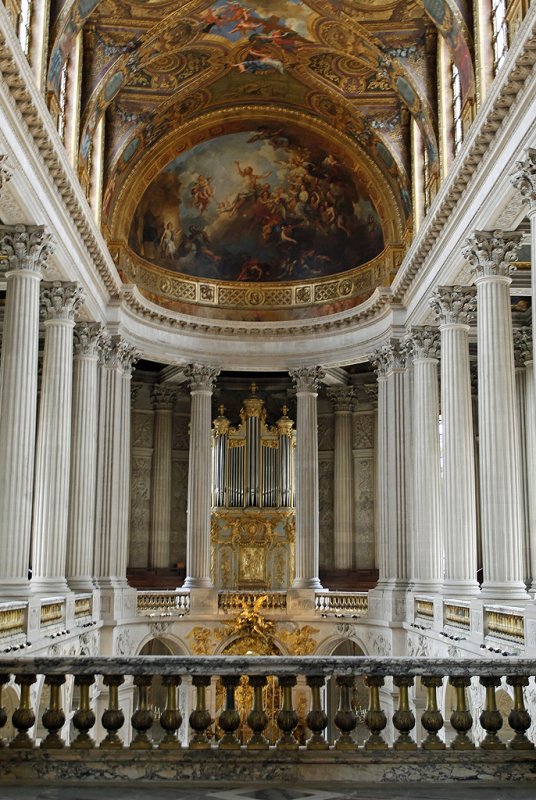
(129, 127, 384, 283)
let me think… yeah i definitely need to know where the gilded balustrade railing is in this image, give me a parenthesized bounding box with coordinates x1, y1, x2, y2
(136, 591, 190, 615)
(315, 593, 368, 615)
(218, 591, 287, 612)
(0, 656, 534, 754)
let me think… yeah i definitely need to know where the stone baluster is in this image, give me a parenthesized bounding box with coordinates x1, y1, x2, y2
(247, 676, 269, 749)
(327, 386, 356, 570)
(506, 675, 533, 750)
(218, 675, 241, 749)
(420, 676, 444, 750)
(449, 676, 474, 750)
(41, 674, 66, 749)
(183, 365, 219, 589)
(306, 675, 328, 749)
(364, 675, 388, 750)
(10, 674, 36, 749)
(289, 367, 325, 590)
(334, 676, 358, 750)
(276, 675, 298, 750)
(130, 675, 154, 749)
(150, 384, 176, 569)
(463, 230, 527, 599)
(67, 323, 106, 590)
(369, 341, 410, 608)
(405, 326, 442, 592)
(189, 675, 212, 748)
(71, 675, 96, 748)
(430, 287, 479, 594)
(100, 675, 125, 749)
(94, 336, 139, 587)
(479, 676, 505, 749)
(0, 225, 53, 595)
(31, 282, 84, 593)
(392, 676, 416, 750)
(159, 675, 182, 749)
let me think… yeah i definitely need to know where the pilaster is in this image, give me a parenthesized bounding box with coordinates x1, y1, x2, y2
(463, 230, 528, 599)
(31, 282, 85, 594)
(0, 224, 53, 596)
(289, 367, 324, 590)
(430, 286, 479, 595)
(150, 384, 177, 569)
(327, 386, 355, 570)
(183, 365, 219, 590)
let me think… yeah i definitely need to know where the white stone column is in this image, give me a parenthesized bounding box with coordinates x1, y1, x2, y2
(463, 229, 527, 599)
(31, 282, 84, 594)
(513, 328, 534, 590)
(289, 367, 324, 590)
(370, 341, 410, 592)
(405, 326, 443, 592)
(0, 225, 53, 595)
(94, 335, 138, 587)
(66, 323, 105, 591)
(430, 286, 479, 595)
(327, 386, 355, 570)
(150, 384, 176, 569)
(520, 333, 536, 593)
(183, 365, 219, 589)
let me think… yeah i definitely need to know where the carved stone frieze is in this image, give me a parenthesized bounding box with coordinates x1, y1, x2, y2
(132, 411, 153, 448)
(130, 455, 152, 567)
(327, 385, 355, 412)
(511, 148, 536, 208)
(405, 326, 440, 360)
(73, 322, 106, 357)
(40, 281, 85, 321)
(352, 413, 374, 449)
(317, 415, 334, 451)
(0, 154, 12, 195)
(172, 414, 190, 450)
(513, 326, 533, 367)
(184, 364, 220, 392)
(0, 224, 54, 273)
(289, 366, 325, 393)
(429, 285, 476, 325)
(462, 230, 522, 278)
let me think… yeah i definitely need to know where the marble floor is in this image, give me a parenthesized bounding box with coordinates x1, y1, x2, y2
(0, 785, 534, 800)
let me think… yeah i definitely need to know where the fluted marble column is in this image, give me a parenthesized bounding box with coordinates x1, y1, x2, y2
(370, 340, 410, 591)
(405, 327, 443, 592)
(463, 230, 527, 599)
(430, 286, 479, 595)
(0, 225, 53, 595)
(67, 323, 105, 591)
(31, 282, 85, 594)
(183, 365, 219, 589)
(289, 367, 324, 590)
(513, 328, 535, 590)
(327, 386, 355, 570)
(150, 384, 176, 569)
(94, 335, 138, 586)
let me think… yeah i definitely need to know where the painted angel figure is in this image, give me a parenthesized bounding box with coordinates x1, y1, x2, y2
(191, 173, 215, 214)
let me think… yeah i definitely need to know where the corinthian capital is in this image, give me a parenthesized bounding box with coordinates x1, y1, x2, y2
(73, 322, 106, 357)
(289, 366, 325, 393)
(152, 384, 177, 409)
(511, 149, 536, 208)
(462, 230, 522, 278)
(327, 385, 355, 411)
(100, 334, 139, 374)
(430, 286, 476, 325)
(369, 338, 406, 377)
(513, 327, 533, 367)
(41, 281, 85, 321)
(0, 224, 54, 273)
(184, 364, 220, 392)
(0, 155, 12, 195)
(405, 326, 440, 360)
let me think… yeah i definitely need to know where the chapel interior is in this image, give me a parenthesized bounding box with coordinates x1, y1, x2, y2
(0, 0, 536, 789)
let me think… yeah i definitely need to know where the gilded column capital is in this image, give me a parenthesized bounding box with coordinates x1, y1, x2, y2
(429, 286, 476, 324)
(152, 384, 177, 410)
(405, 326, 440, 360)
(40, 281, 85, 322)
(513, 327, 533, 367)
(289, 366, 325, 393)
(370, 338, 406, 377)
(73, 322, 106, 357)
(0, 224, 54, 274)
(184, 364, 220, 392)
(511, 149, 536, 210)
(327, 385, 355, 411)
(462, 230, 522, 278)
(0, 155, 12, 195)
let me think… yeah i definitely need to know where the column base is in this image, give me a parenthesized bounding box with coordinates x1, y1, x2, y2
(409, 580, 443, 595)
(30, 577, 70, 596)
(67, 578, 95, 593)
(479, 581, 530, 602)
(291, 577, 323, 590)
(442, 580, 481, 597)
(182, 576, 214, 590)
(0, 578, 32, 599)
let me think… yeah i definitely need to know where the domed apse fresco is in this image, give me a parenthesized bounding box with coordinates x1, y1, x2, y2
(128, 126, 384, 283)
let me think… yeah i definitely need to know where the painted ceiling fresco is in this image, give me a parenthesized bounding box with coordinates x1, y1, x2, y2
(129, 126, 384, 282)
(46, 0, 477, 302)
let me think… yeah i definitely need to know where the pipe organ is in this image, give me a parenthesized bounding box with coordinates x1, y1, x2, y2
(211, 385, 296, 590)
